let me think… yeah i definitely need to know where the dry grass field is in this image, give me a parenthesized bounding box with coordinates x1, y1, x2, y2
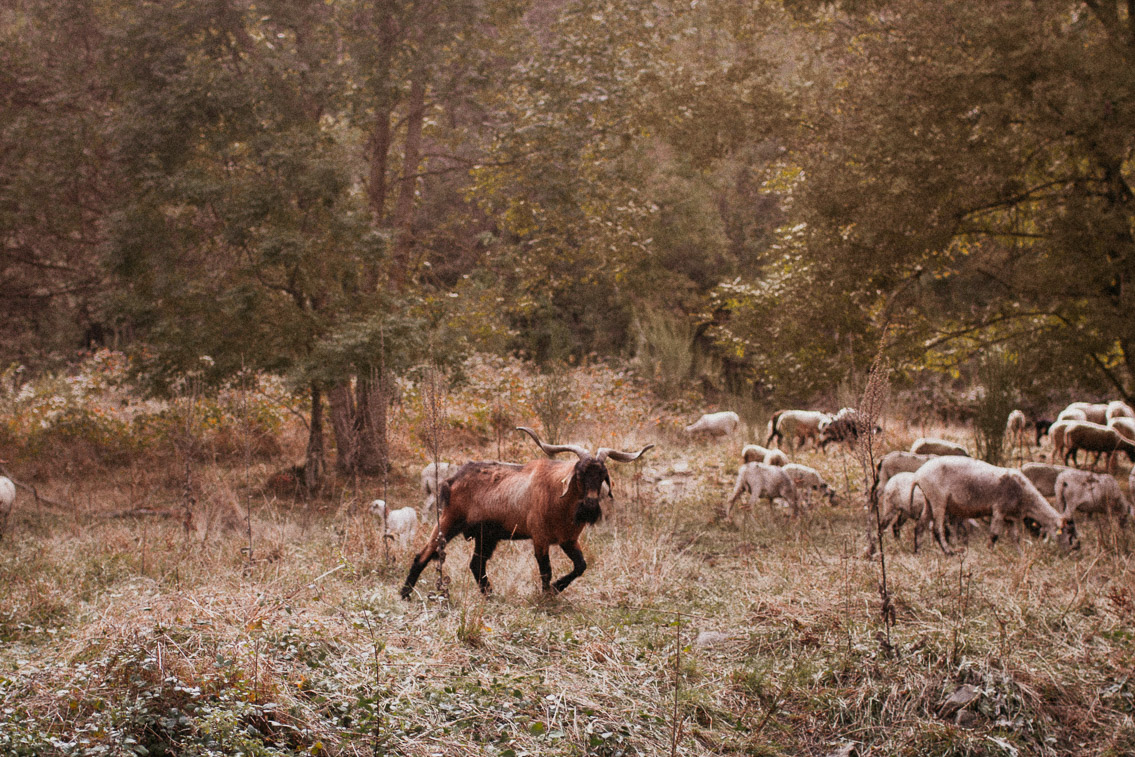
(1, 356, 1134, 756)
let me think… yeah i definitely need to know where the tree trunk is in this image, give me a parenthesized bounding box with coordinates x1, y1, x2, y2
(354, 376, 389, 474)
(391, 73, 426, 287)
(304, 383, 326, 492)
(329, 382, 356, 474)
(328, 378, 388, 475)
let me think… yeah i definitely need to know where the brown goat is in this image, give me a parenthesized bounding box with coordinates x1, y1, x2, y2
(400, 427, 653, 599)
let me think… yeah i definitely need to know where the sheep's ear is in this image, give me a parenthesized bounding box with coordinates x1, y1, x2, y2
(604, 471, 614, 499)
(560, 472, 575, 498)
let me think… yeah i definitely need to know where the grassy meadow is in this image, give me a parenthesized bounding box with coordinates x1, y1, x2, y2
(1, 354, 1133, 756)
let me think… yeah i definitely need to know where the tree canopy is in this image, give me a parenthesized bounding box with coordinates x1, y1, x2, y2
(3, 0, 1134, 407)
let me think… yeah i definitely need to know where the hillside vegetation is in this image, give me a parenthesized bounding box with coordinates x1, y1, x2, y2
(1, 353, 1133, 756)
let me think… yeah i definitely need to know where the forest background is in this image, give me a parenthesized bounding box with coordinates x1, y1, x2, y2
(5, 0, 1135, 474)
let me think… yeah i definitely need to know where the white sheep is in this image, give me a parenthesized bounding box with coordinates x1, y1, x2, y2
(1021, 461, 1075, 498)
(782, 462, 838, 506)
(0, 476, 15, 541)
(866, 471, 929, 555)
(725, 462, 800, 518)
(421, 461, 457, 514)
(1062, 420, 1135, 472)
(369, 499, 419, 547)
(1058, 402, 1108, 424)
(910, 438, 969, 457)
(1107, 400, 1135, 421)
(741, 443, 773, 463)
(1006, 409, 1028, 449)
(763, 448, 789, 467)
(871, 451, 935, 505)
(765, 409, 831, 452)
(1047, 419, 1075, 463)
(1054, 469, 1132, 527)
(912, 456, 1078, 555)
(1108, 415, 1135, 442)
(685, 411, 741, 437)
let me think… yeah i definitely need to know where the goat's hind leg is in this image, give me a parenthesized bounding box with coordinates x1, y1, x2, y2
(469, 532, 500, 595)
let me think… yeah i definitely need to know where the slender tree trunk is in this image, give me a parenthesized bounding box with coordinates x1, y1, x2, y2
(391, 73, 426, 287)
(304, 383, 326, 492)
(329, 382, 356, 474)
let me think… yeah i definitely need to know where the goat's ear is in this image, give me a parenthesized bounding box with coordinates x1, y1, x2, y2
(604, 471, 613, 498)
(560, 471, 575, 499)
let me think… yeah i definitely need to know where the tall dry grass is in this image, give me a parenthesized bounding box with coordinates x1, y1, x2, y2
(1, 358, 1133, 755)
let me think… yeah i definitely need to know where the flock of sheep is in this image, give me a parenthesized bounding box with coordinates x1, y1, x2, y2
(684, 402, 1135, 561)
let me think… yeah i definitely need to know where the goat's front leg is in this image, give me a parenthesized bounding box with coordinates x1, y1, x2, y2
(552, 540, 587, 593)
(534, 541, 553, 592)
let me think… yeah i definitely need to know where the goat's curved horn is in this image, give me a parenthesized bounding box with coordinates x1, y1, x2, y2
(516, 427, 590, 459)
(596, 444, 655, 463)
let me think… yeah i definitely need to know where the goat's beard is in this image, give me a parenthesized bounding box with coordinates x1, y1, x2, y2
(575, 498, 603, 524)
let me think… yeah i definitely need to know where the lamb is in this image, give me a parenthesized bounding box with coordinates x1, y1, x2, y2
(401, 427, 653, 598)
(912, 456, 1078, 555)
(0, 475, 14, 541)
(865, 471, 929, 555)
(725, 462, 801, 518)
(369, 499, 420, 546)
(1054, 469, 1132, 526)
(421, 461, 457, 514)
(1062, 420, 1135, 472)
(766, 409, 831, 452)
(685, 411, 740, 437)
(871, 451, 935, 505)
(1021, 461, 1075, 498)
(910, 438, 969, 457)
(782, 463, 838, 506)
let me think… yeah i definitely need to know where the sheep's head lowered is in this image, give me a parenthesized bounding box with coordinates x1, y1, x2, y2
(516, 426, 653, 524)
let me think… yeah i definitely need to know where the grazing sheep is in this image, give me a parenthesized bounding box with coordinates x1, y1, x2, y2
(725, 462, 801, 518)
(0, 476, 14, 541)
(1108, 415, 1135, 442)
(401, 427, 653, 598)
(1058, 402, 1108, 424)
(818, 407, 880, 451)
(871, 451, 936, 505)
(369, 499, 420, 546)
(1034, 418, 1053, 447)
(782, 463, 838, 506)
(1054, 469, 1132, 526)
(1062, 420, 1135, 472)
(865, 472, 929, 555)
(766, 409, 831, 452)
(763, 448, 789, 467)
(1021, 461, 1076, 498)
(741, 443, 774, 463)
(421, 461, 458, 513)
(685, 411, 741, 437)
(912, 456, 1078, 555)
(1047, 419, 1075, 463)
(910, 438, 969, 457)
(1106, 400, 1135, 421)
(1006, 409, 1028, 449)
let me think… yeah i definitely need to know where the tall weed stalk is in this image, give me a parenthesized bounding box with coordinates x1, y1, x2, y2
(422, 363, 449, 599)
